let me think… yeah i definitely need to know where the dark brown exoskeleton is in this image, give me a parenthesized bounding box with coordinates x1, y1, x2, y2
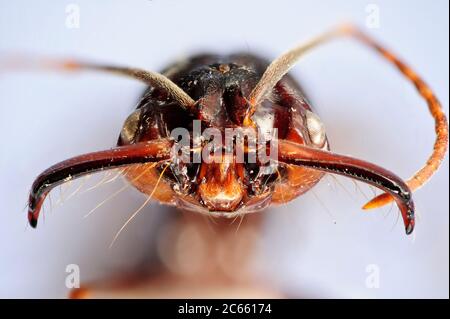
(25, 25, 448, 235)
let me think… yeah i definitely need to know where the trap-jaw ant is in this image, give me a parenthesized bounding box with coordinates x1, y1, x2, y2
(22, 24, 448, 235)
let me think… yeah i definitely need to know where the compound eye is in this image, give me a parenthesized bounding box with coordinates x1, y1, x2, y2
(120, 108, 142, 144)
(305, 110, 326, 148)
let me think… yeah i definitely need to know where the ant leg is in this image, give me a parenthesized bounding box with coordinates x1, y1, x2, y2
(346, 27, 448, 209)
(69, 287, 90, 299)
(277, 139, 415, 234)
(28, 139, 173, 228)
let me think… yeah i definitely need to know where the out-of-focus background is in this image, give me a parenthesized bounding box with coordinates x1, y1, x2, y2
(0, 0, 448, 298)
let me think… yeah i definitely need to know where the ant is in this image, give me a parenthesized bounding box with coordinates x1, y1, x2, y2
(19, 24, 447, 238)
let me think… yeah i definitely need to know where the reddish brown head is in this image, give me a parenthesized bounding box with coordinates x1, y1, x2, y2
(118, 55, 328, 216)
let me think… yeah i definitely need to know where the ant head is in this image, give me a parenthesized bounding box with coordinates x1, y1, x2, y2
(118, 57, 329, 216)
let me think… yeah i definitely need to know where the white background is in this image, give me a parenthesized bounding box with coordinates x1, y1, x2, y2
(0, 0, 448, 298)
